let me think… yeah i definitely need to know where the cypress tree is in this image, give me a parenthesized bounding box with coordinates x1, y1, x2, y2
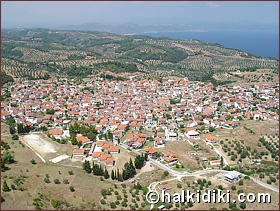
(117, 169, 121, 181)
(83, 160, 91, 173)
(129, 158, 136, 176)
(111, 170, 115, 180)
(104, 168, 109, 179)
(115, 170, 118, 180)
(145, 153, 148, 161)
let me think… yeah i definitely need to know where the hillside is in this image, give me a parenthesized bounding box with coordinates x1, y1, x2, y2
(1, 28, 278, 85)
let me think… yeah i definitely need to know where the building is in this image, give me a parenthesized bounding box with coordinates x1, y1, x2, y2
(210, 160, 221, 166)
(154, 137, 165, 148)
(72, 148, 85, 159)
(49, 128, 63, 140)
(205, 134, 216, 144)
(186, 130, 200, 139)
(224, 171, 242, 183)
(187, 138, 198, 146)
(145, 147, 158, 157)
(164, 151, 178, 166)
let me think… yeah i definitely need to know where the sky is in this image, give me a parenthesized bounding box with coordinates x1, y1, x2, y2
(1, 1, 279, 31)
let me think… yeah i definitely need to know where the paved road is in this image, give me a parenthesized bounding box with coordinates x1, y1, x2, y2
(119, 142, 279, 193)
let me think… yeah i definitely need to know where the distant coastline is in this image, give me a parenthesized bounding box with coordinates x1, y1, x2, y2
(140, 30, 279, 59)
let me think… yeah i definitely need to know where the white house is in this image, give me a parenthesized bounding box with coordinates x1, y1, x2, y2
(186, 130, 200, 139)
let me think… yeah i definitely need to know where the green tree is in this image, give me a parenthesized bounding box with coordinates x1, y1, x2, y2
(2, 152, 15, 164)
(83, 160, 91, 173)
(134, 154, 145, 169)
(70, 137, 78, 145)
(2, 180, 10, 192)
(110, 202, 116, 209)
(238, 180, 243, 186)
(50, 199, 59, 208)
(209, 127, 215, 132)
(69, 186, 75, 192)
(44, 177, 50, 183)
(68, 170, 74, 175)
(63, 179, 69, 184)
(12, 134, 19, 140)
(87, 132, 96, 141)
(220, 157, 224, 167)
(104, 168, 109, 179)
(54, 179, 60, 184)
(17, 123, 24, 134)
(240, 202, 246, 209)
(163, 171, 169, 177)
(111, 170, 115, 180)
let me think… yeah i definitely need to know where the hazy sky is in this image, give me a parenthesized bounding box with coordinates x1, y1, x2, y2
(2, 1, 279, 30)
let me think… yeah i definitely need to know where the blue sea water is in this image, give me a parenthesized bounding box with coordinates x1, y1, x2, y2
(142, 30, 279, 59)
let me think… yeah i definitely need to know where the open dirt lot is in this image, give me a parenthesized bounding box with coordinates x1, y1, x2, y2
(20, 133, 73, 162)
(155, 141, 217, 170)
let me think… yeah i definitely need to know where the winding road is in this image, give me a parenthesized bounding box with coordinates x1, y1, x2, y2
(119, 142, 279, 194)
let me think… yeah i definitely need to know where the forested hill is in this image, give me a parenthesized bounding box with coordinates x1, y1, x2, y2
(1, 28, 278, 84)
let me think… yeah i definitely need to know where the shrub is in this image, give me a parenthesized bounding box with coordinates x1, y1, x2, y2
(121, 201, 127, 207)
(240, 202, 246, 209)
(44, 177, 50, 183)
(244, 176, 250, 180)
(110, 202, 116, 209)
(12, 134, 19, 140)
(2, 181, 10, 192)
(163, 171, 169, 177)
(267, 179, 271, 184)
(270, 177, 276, 183)
(177, 183, 182, 188)
(68, 170, 74, 175)
(238, 180, 243, 186)
(69, 186, 75, 192)
(54, 179, 60, 184)
(63, 179, 69, 184)
(50, 199, 59, 208)
(101, 189, 109, 197)
(11, 184, 16, 190)
(30, 159, 36, 165)
(237, 190, 244, 194)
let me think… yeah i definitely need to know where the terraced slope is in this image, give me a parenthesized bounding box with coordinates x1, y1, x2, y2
(1, 28, 278, 84)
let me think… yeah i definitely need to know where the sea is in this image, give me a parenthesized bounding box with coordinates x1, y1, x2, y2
(141, 30, 279, 59)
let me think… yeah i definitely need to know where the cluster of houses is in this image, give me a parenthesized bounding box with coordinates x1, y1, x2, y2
(145, 147, 179, 166)
(124, 131, 167, 149)
(72, 139, 120, 167)
(1, 77, 278, 168)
